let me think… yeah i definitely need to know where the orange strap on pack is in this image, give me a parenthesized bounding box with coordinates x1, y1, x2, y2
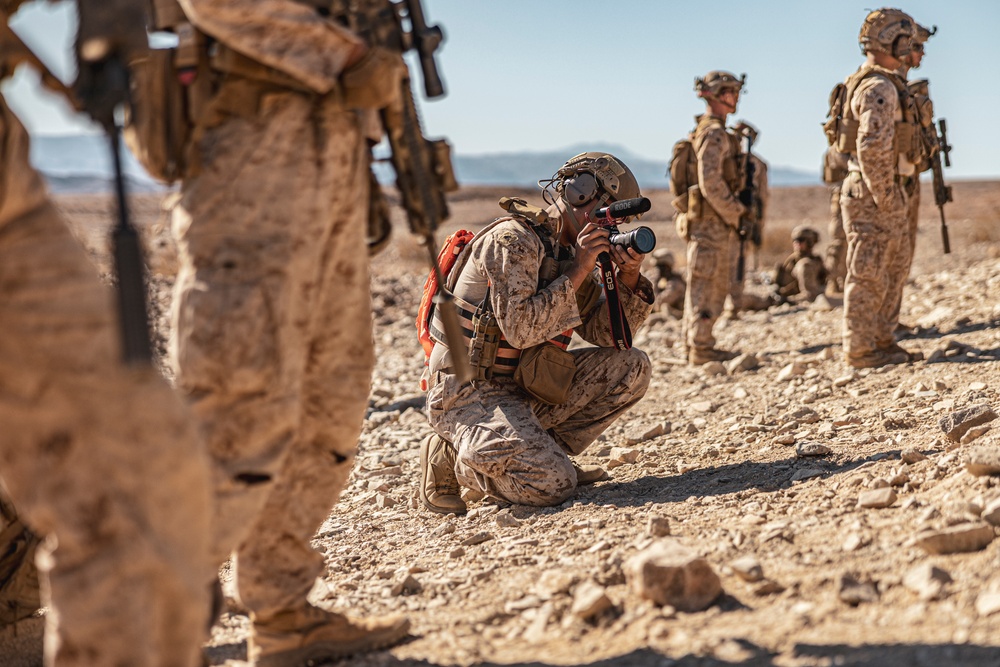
(417, 229, 475, 359)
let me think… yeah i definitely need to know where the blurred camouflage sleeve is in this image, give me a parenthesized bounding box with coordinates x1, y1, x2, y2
(476, 224, 582, 350)
(178, 0, 364, 93)
(852, 76, 900, 209)
(696, 125, 745, 227)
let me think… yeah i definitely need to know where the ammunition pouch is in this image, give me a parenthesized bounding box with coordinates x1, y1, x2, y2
(124, 47, 191, 184)
(675, 212, 690, 241)
(514, 343, 576, 405)
(686, 185, 705, 224)
(469, 305, 501, 382)
(894, 121, 921, 163)
(823, 163, 849, 184)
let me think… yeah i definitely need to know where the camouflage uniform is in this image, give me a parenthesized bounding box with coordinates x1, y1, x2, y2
(684, 114, 745, 356)
(841, 68, 914, 363)
(650, 249, 685, 316)
(823, 147, 850, 292)
(426, 216, 653, 506)
(774, 250, 828, 303)
(889, 62, 937, 328)
(0, 97, 212, 666)
(171, 0, 396, 642)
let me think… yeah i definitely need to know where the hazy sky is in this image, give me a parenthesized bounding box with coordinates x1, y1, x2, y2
(4, 1, 999, 179)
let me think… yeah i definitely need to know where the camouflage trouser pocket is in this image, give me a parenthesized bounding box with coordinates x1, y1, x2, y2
(848, 233, 887, 283)
(175, 281, 279, 395)
(689, 242, 719, 281)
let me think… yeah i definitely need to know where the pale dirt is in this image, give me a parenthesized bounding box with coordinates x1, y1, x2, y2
(21, 181, 1000, 666)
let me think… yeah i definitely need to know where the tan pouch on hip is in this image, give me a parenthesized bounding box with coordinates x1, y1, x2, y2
(514, 343, 577, 405)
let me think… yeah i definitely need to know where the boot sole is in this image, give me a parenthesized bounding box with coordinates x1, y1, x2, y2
(256, 618, 411, 667)
(419, 436, 467, 515)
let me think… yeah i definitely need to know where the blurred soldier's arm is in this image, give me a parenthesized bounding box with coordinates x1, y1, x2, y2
(177, 0, 365, 93)
(852, 77, 901, 209)
(696, 126, 745, 228)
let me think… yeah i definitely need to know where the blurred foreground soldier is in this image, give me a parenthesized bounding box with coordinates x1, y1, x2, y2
(0, 4, 213, 661)
(651, 248, 686, 316)
(822, 146, 850, 293)
(162, 0, 410, 662)
(773, 226, 828, 304)
(669, 71, 748, 364)
(829, 8, 923, 368)
(420, 152, 653, 512)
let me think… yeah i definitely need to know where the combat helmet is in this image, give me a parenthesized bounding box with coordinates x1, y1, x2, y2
(545, 152, 641, 207)
(858, 8, 915, 58)
(792, 226, 820, 245)
(695, 71, 746, 98)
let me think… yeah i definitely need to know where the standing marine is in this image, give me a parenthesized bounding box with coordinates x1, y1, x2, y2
(670, 71, 749, 364)
(164, 0, 412, 662)
(834, 8, 923, 368)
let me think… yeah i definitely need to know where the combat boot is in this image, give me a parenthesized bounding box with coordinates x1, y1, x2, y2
(882, 342, 923, 362)
(848, 348, 909, 369)
(419, 433, 467, 515)
(688, 347, 739, 365)
(572, 462, 609, 485)
(250, 603, 409, 667)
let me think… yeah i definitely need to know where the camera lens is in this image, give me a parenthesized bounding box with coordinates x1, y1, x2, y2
(609, 226, 656, 254)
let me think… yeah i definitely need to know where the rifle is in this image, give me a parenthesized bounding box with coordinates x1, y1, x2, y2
(734, 122, 759, 282)
(1, 2, 153, 365)
(931, 118, 953, 254)
(327, 0, 468, 382)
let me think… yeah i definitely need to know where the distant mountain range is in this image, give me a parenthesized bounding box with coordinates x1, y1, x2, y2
(33, 135, 818, 195)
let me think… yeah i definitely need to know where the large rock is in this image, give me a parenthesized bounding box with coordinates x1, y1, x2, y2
(939, 404, 997, 442)
(624, 539, 722, 612)
(914, 523, 995, 554)
(965, 445, 1000, 477)
(903, 563, 952, 600)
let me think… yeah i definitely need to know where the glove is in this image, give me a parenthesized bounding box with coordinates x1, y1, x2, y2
(341, 46, 406, 110)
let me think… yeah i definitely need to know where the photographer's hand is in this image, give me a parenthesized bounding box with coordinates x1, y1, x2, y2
(611, 245, 645, 291)
(567, 223, 610, 292)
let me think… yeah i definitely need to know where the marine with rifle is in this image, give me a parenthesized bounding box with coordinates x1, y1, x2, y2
(0, 1, 214, 664)
(668, 70, 749, 365)
(132, 0, 457, 663)
(831, 8, 923, 368)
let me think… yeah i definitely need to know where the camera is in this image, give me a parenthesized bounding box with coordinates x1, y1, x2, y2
(608, 226, 656, 254)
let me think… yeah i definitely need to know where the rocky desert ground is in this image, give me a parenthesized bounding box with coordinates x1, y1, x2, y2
(5, 178, 1000, 667)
